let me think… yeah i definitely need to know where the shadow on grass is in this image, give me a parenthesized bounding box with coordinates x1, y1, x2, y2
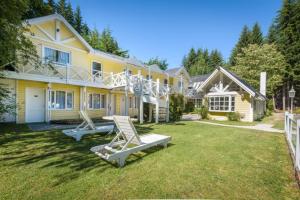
(0, 123, 174, 185)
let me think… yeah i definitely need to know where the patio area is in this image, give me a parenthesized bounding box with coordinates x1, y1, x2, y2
(0, 121, 299, 199)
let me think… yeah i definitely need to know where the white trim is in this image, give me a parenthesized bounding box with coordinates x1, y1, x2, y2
(208, 95, 235, 112)
(206, 91, 238, 96)
(43, 45, 71, 66)
(61, 37, 76, 44)
(50, 90, 74, 110)
(36, 25, 55, 41)
(55, 20, 60, 41)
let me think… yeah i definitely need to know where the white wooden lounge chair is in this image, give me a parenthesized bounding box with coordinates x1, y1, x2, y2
(90, 115, 171, 167)
(62, 110, 114, 141)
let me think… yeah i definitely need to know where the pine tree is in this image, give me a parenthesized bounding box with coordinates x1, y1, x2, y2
(146, 57, 168, 70)
(23, 0, 52, 19)
(250, 22, 263, 45)
(74, 6, 83, 34)
(85, 28, 101, 49)
(65, 2, 74, 26)
(57, 0, 67, 17)
(266, 22, 278, 44)
(183, 48, 197, 72)
(47, 0, 56, 14)
(208, 50, 223, 69)
(229, 25, 251, 66)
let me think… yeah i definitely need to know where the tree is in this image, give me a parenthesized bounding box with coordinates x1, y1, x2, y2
(85, 28, 101, 49)
(65, 2, 74, 26)
(266, 22, 278, 44)
(47, 0, 56, 14)
(183, 48, 197, 72)
(0, 0, 40, 118)
(208, 50, 223, 69)
(23, 0, 52, 19)
(146, 57, 168, 70)
(229, 25, 251, 66)
(250, 22, 264, 45)
(98, 28, 129, 57)
(232, 44, 286, 110)
(57, 0, 67, 17)
(73, 6, 83, 34)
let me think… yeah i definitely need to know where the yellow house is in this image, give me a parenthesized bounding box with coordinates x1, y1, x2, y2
(195, 66, 266, 122)
(0, 14, 172, 124)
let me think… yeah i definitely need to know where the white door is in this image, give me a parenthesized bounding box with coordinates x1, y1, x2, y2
(25, 88, 45, 123)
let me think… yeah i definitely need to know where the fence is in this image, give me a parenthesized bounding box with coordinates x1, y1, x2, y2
(284, 112, 300, 173)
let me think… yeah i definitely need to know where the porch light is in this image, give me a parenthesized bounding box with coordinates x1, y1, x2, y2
(289, 86, 296, 113)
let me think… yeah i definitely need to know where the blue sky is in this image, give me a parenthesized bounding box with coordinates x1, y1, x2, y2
(71, 0, 282, 68)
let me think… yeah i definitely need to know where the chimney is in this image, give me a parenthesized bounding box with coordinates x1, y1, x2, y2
(260, 72, 266, 96)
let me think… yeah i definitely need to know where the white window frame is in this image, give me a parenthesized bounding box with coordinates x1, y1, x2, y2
(50, 90, 74, 110)
(43, 46, 71, 66)
(208, 95, 235, 112)
(88, 93, 106, 110)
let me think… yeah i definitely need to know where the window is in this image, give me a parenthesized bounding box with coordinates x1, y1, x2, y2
(146, 75, 152, 80)
(92, 62, 102, 77)
(193, 98, 202, 108)
(44, 47, 70, 65)
(129, 97, 133, 108)
(88, 93, 106, 109)
(209, 96, 235, 112)
(50, 91, 73, 110)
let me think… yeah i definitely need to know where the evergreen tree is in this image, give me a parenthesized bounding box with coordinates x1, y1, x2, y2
(23, 0, 52, 19)
(47, 0, 56, 14)
(65, 2, 74, 26)
(250, 22, 263, 45)
(208, 50, 223, 69)
(202, 48, 210, 66)
(146, 57, 168, 70)
(266, 22, 278, 44)
(74, 6, 83, 34)
(99, 28, 129, 57)
(229, 25, 251, 66)
(57, 0, 67, 17)
(183, 48, 197, 72)
(85, 28, 101, 49)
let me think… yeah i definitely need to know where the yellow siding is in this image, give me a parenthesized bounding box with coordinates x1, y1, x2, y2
(39, 21, 55, 38)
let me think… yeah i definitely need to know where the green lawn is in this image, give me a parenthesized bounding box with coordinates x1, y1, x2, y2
(0, 122, 299, 199)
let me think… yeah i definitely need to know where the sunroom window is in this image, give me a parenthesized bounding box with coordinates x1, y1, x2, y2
(209, 96, 235, 112)
(44, 47, 70, 65)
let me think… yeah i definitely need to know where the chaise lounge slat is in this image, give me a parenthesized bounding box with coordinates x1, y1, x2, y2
(90, 115, 171, 167)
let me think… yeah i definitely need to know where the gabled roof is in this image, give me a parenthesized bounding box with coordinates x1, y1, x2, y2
(27, 14, 93, 52)
(166, 67, 190, 80)
(198, 66, 266, 100)
(190, 73, 211, 83)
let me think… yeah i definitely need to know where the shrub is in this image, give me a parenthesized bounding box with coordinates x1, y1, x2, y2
(196, 105, 209, 119)
(169, 94, 184, 121)
(227, 112, 241, 121)
(184, 101, 195, 113)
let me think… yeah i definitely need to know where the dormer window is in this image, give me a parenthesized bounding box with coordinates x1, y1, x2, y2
(44, 47, 70, 66)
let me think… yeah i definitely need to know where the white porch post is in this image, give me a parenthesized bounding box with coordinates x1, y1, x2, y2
(124, 68, 129, 116)
(45, 83, 51, 123)
(296, 120, 300, 170)
(80, 86, 87, 111)
(155, 78, 160, 123)
(139, 74, 144, 124)
(166, 84, 170, 122)
(107, 92, 111, 116)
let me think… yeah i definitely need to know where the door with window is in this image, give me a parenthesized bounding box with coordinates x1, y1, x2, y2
(26, 88, 45, 123)
(92, 62, 102, 82)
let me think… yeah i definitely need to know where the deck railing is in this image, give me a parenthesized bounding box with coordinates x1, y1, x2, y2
(284, 112, 300, 172)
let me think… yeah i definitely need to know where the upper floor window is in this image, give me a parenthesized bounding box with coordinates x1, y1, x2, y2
(44, 47, 70, 66)
(92, 62, 102, 77)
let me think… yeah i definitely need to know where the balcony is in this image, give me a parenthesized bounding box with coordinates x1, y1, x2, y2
(2, 60, 111, 88)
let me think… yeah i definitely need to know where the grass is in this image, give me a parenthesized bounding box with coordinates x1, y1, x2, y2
(0, 122, 299, 199)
